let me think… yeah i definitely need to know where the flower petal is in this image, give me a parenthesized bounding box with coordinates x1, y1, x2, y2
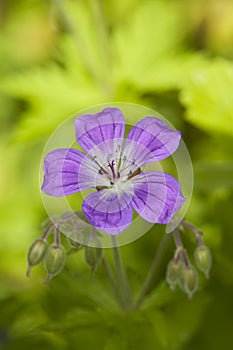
(131, 172, 185, 224)
(41, 148, 104, 196)
(82, 190, 133, 235)
(74, 108, 125, 159)
(122, 117, 181, 170)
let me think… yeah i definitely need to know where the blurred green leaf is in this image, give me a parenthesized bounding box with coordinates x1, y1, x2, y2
(0, 0, 55, 69)
(194, 162, 233, 191)
(132, 54, 209, 92)
(112, 0, 186, 85)
(103, 0, 141, 25)
(145, 283, 210, 350)
(180, 58, 233, 135)
(0, 58, 104, 141)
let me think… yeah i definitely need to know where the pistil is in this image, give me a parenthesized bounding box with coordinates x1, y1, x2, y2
(108, 160, 116, 180)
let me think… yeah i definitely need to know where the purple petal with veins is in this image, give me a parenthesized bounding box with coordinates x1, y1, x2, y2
(131, 172, 185, 224)
(74, 108, 125, 159)
(82, 190, 133, 235)
(42, 148, 99, 196)
(122, 117, 181, 168)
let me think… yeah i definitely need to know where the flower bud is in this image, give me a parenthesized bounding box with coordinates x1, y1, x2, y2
(166, 259, 182, 290)
(26, 239, 48, 276)
(44, 244, 66, 283)
(194, 245, 212, 278)
(84, 246, 103, 272)
(180, 265, 198, 299)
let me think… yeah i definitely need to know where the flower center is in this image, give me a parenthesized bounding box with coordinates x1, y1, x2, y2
(95, 155, 142, 192)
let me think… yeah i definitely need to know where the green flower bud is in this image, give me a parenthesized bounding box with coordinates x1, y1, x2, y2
(26, 239, 48, 276)
(166, 259, 182, 290)
(44, 244, 66, 283)
(84, 246, 103, 272)
(194, 245, 212, 278)
(180, 265, 198, 299)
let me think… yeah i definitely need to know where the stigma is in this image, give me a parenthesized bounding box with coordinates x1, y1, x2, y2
(94, 153, 142, 190)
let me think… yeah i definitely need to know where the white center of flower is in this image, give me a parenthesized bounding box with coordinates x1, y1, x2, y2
(95, 154, 141, 195)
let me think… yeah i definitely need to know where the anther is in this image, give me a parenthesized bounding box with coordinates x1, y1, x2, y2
(115, 145, 121, 152)
(107, 154, 112, 162)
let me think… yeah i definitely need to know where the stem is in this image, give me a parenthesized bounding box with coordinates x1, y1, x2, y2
(133, 233, 170, 310)
(173, 228, 190, 268)
(88, 0, 113, 94)
(102, 257, 123, 309)
(182, 220, 204, 247)
(53, 0, 112, 94)
(41, 224, 54, 241)
(182, 221, 202, 234)
(52, 0, 97, 81)
(88, 0, 111, 64)
(173, 228, 183, 248)
(112, 237, 132, 311)
(54, 227, 61, 246)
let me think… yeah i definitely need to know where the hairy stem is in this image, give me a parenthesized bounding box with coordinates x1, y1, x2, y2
(88, 0, 113, 94)
(112, 237, 132, 311)
(54, 227, 61, 246)
(102, 256, 123, 308)
(182, 220, 204, 247)
(53, 0, 112, 94)
(41, 224, 54, 241)
(133, 233, 170, 310)
(173, 228, 190, 268)
(52, 0, 98, 82)
(173, 227, 183, 248)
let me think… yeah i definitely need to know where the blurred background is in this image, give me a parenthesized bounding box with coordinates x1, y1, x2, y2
(0, 0, 233, 349)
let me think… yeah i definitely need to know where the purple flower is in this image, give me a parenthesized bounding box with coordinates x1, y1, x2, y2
(42, 108, 185, 235)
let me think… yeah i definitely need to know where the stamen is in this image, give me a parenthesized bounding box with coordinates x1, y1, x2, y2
(127, 167, 142, 180)
(91, 155, 108, 175)
(96, 186, 109, 191)
(89, 154, 110, 177)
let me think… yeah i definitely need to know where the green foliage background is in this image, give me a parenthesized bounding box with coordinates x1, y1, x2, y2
(0, 0, 233, 349)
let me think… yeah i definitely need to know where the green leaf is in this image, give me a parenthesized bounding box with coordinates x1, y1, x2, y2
(54, 0, 112, 86)
(180, 58, 233, 135)
(194, 162, 233, 191)
(103, 0, 142, 25)
(132, 54, 209, 92)
(137, 282, 211, 349)
(112, 0, 186, 85)
(0, 59, 104, 141)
